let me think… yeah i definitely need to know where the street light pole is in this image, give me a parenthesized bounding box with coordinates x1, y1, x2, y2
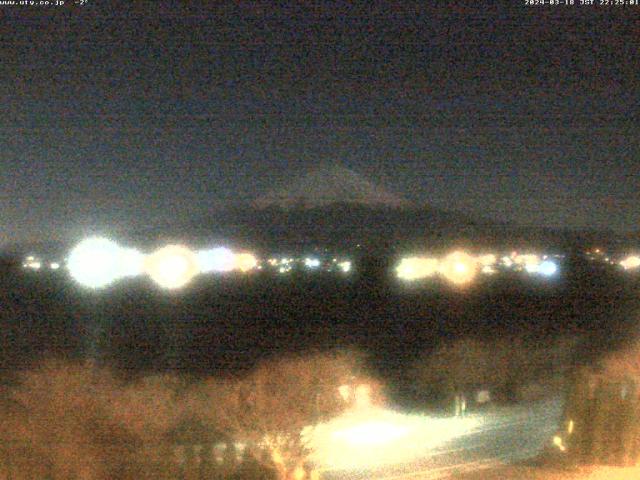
(161, 291, 186, 372)
(83, 291, 109, 366)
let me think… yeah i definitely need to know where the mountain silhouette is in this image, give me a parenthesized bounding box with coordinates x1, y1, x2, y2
(253, 165, 412, 209)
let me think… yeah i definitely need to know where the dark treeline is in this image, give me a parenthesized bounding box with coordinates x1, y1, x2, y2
(0, 255, 638, 405)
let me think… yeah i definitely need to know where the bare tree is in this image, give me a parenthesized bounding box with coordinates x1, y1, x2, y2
(411, 336, 578, 405)
(412, 338, 491, 397)
(0, 360, 185, 480)
(186, 348, 382, 480)
(0, 351, 384, 480)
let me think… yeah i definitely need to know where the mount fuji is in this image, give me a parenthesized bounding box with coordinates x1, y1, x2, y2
(123, 165, 592, 253)
(253, 165, 412, 210)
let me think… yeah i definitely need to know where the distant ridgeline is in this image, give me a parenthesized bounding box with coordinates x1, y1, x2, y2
(1, 166, 634, 258)
(184, 204, 623, 255)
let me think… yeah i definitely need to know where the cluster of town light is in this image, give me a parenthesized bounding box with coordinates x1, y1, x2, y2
(266, 256, 351, 274)
(395, 251, 480, 286)
(23, 255, 60, 271)
(396, 250, 560, 285)
(620, 254, 640, 271)
(584, 249, 640, 271)
(67, 237, 258, 289)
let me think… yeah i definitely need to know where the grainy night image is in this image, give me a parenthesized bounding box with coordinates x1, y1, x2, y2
(1, 2, 640, 479)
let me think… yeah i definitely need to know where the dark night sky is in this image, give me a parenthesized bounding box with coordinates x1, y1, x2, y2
(1, 2, 639, 244)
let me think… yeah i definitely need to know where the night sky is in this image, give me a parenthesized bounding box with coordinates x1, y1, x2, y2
(1, 2, 639, 244)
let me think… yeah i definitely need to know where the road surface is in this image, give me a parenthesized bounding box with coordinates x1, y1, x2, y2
(320, 396, 564, 480)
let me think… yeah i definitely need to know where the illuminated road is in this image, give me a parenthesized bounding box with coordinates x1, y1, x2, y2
(320, 396, 563, 480)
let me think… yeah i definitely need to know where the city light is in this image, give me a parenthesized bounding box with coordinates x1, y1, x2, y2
(196, 247, 236, 273)
(439, 250, 478, 286)
(67, 237, 124, 289)
(553, 435, 566, 452)
(304, 257, 321, 269)
(234, 252, 258, 272)
(396, 257, 439, 281)
(501, 256, 514, 268)
(477, 253, 497, 267)
(337, 260, 351, 273)
(144, 244, 199, 289)
(525, 262, 540, 274)
(514, 254, 541, 272)
(117, 247, 145, 278)
(620, 255, 640, 271)
(536, 260, 558, 276)
(58, 240, 582, 287)
(23, 255, 43, 270)
(481, 265, 497, 275)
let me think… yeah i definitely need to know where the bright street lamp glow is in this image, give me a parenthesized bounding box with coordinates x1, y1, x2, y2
(536, 260, 558, 276)
(196, 247, 235, 273)
(331, 419, 410, 446)
(481, 265, 497, 275)
(620, 255, 640, 270)
(514, 253, 540, 266)
(525, 262, 540, 274)
(303, 408, 482, 471)
(117, 247, 145, 278)
(396, 257, 439, 281)
(234, 252, 258, 272)
(501, 256, 514, 267)
(477, 253, 497, 266)
(144, 244, 199, 289)
(439, 250, 478, 286)
(67, 237, 123, 289)
(338, 260, 351, 273)
(304, 257, 321, 269)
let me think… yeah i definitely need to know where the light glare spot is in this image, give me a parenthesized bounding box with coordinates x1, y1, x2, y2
(439, 251, 478, 286)
(197, 247, 235, 273)
(477, 254, 497, 266)
(620, 255, 640, 270)
(536, 260, 558, 276)
(67, 237, 123, 289)
(304, 408, 482, 471)
(234, 252, 258, 272)
(396, 257, 439, 281)
(481, 265, 497, 275)
(145, 245, 199, 289)
(304, 257, 321, 269)
(118, 248, 145, 278)
(553, 435, 566, 452)
(338, 260, 351, 273)
(332, 420, 410, 446)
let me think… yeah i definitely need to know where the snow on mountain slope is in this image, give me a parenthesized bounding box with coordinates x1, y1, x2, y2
(253, 165, 412, 209)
